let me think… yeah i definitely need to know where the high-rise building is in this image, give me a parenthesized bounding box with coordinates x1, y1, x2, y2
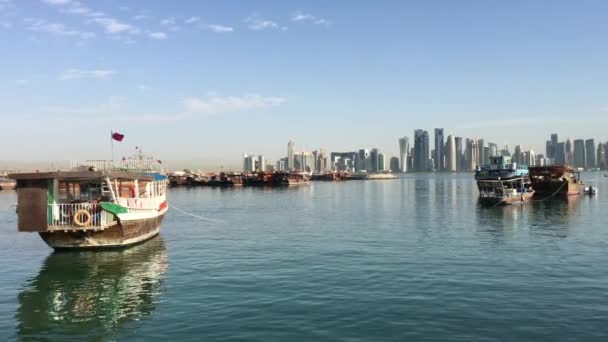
(586, 139, 596, 169)
(524, 150, 536, 167)
(555, 142, 566, 165)
(357, 149, 369, 172)
(478, 139, 486, 166)
(455, 137, 463, 171)
(488, 142, 498, 158)
(573, 139, 586, 169)
(434, 128, 445, 171)
(377, 152, 386, 172)
(369, 148, 379, 172)
(500, 145, 511, 157)
(287, 140, 295, 170)
(465, 138, 479, 171)
(389, 157, 400, 172)
(257, 155, 265, 172)
(598, 143, 607, 170)
(546, 133, 559, 159)
(398, 137, 409, 173)
(513, 145, 524, 165)
(566, 138, 574, 166)
(243, 154, 256, 173)
(445, 135, 457, 172)
(276, 158, 287, 171)
(414, 129, 430, 172)
(330, 152, 358, 172)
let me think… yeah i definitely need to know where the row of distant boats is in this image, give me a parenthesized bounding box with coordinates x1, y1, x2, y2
(474, 156, 597, 205)
(167, 171, 397, 187)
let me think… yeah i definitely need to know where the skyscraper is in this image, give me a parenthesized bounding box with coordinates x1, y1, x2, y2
(465, 138, 479, 171)
(389, 157, 400, 172)
(566, 138, 574, 166)
(369, 148, 379, 172)
(598, 143, 607, 169)
(445, 135, 457, 172)
(488, 142, 498, 158)
(377, 152, 386, 172)
(573, 139, 586, 169)
(357, 149, 369, 172)
(414, 129, 430, 172)
(586, 139, 596, 169)
(398, 137, 409, 173)
(434, 128, 445, 171)
(513, 145, 523, 165)
(555, 142, 566, 165)
(455, 137, 463, 171)
(287, 140, 295, 170)
(257, 155, 265, 172)
(478, 138, 486, 166)
(547, 133, 559, 159)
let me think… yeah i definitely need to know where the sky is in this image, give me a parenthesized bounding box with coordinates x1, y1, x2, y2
(1, 0, 608, 170)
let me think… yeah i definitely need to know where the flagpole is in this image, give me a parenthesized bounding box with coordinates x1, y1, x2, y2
(111, 129, 114, 162)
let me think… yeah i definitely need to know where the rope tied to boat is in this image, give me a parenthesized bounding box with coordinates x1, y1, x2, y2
(170, 205, 223, 223)
(532, 180, 569, 202)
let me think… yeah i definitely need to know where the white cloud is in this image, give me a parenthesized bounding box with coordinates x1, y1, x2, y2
(0, 21, 11, 29)
(42, 0, 71, 5)
(183, 93, 286, 115)
(185, 16, 199, 24)
(25, 18, 95, 39)
(245, 14, 281, 31)
(207, 24, 233, 33)
(137, 84, 150, 91)
(133, 14, 148, 21)
(291, 11, 330, 26)
(92, 17, 135, 34)
(160, 16, 175, 25)
(60, 68, 115, 80)
(148, 31, 166, 40)
(15, 79, 29, 86)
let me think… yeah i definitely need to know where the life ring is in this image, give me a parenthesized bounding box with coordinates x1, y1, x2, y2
(74, 209, 92, 227)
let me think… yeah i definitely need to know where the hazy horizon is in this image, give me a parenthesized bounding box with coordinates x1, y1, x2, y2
(2, 0, 608, 168)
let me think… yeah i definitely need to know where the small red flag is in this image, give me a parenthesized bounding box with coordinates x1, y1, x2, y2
(112, 132, 124, 142)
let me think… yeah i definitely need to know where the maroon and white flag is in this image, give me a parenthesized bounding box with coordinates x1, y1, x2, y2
(111, 132, 125, 142)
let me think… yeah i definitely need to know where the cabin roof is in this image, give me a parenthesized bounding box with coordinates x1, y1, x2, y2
(8, 171, 154, 181)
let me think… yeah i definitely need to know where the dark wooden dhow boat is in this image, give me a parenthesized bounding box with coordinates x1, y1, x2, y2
(528, 165, 584, 197)
(475, 156, 535, 205)
(9, 163, 168, 249)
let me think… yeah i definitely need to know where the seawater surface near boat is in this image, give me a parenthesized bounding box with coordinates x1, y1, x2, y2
(9, 160, 168, 249)
(475, 156, 535, 205)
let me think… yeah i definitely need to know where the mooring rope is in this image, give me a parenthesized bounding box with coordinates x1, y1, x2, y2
(170, 205, 223, 223)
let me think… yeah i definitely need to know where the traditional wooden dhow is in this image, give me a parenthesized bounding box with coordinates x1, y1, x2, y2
(9, 169, 168, 249)
(528, 165, 584, 197)
(475, 156, 535, 205)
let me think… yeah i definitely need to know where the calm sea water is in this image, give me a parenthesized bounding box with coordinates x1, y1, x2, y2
(1, 173, 608, 341)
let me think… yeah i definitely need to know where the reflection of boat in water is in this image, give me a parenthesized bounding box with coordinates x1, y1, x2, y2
(475, 156, 534, 205)
(17, 237, 168, 340)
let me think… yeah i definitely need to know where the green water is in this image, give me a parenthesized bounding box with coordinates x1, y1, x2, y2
(1, 173, 607, 341)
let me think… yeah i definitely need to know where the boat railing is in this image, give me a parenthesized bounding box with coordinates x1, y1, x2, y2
(47, 203, 114, 230)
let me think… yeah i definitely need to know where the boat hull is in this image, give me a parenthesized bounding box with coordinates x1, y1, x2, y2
(39, 213, 165, 249)
(531, 181, 583, 197)
(479, 191, 535, 205)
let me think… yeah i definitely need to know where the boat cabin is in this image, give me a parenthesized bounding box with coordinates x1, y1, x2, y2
(9, 171, 166, 233)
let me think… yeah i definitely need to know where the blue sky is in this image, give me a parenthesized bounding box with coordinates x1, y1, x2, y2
(1, 0, 607, 169)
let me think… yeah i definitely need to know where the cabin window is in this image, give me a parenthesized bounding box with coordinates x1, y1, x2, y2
(57, 180, 103, 203)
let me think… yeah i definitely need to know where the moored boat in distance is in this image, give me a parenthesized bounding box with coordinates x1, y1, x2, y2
(9, 155, 168, 249)
(529, 165, 584, 198)
(367, 173, 397, 180)
(0, 177, 16, 190)
(475, 156, 535, 205)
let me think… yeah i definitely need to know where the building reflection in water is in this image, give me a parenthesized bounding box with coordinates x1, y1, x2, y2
(16, 237, 168, 341)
